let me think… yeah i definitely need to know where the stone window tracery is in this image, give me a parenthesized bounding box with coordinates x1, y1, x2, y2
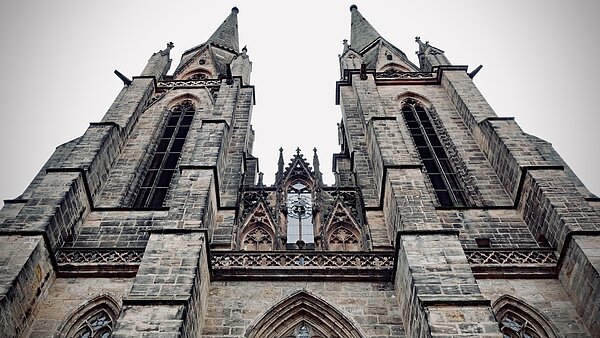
(500, 312, 541, 338)
(58, 296, 119, 338)
(494, 295, 557, 338)
(73, 309, 113, 338)
(328, 225, 360, 251)
(401, 99, 466, 207)
(286, 181, 314, 246)
(187, 72, 208, 80)
(242, 225, 274, 251)
(133, 100, 195, 208)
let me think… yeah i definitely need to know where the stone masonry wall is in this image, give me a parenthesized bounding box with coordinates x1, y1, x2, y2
(559, 235, 600, 335)
(113, 232, 209, 337)
(1, 171, 91, 251)
(395, 234, 500, 337)
(478, 278, 592, 337)
(438, 209, 542, 249)
(340, 83, 379, 207)
(26, 277, 132, 337)
(201, 281, 404, 337)
(0, 235, 54, 338)
(518, 169, 600, 252)
(219, 85, 255, 208)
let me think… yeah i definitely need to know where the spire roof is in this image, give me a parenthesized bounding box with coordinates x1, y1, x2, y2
(349, 5, 382, 52)
(207, 7, 240, 52)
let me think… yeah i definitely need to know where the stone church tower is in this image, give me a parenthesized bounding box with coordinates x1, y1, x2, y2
(1, 5, 599, 338)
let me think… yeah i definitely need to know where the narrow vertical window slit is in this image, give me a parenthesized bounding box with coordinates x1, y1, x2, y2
(133, 100, 195, 208)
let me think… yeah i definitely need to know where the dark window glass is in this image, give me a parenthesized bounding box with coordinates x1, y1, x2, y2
(163, 127, 175, 138)
(142, 170, 158, 187)
(133, 101, 195, 208)
(171, 139, 185, 152)
(167, 116, 179, 126)
(402, 101, 467, 207)
(149, 153, 164, 169)
(181, 116, 193, 126)
(176, 126, 189, 138)
(157, 139, 170, 152)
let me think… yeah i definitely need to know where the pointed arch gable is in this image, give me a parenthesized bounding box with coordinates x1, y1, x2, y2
(238, 200, 278, 251)
(323, 200, 363, 251)
(281, 159, 316, 188)
(323, 199, 361, 233)
(246, 291, 364, 338)
(493, 295, 558, 338)
(173, 44, 217, 79)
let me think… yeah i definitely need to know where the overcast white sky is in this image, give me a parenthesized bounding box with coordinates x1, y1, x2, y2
(0, 1, 599, 206)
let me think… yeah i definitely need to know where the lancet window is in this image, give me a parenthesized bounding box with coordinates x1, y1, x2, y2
(286, 181, 314, 246)
(133, 100, 195, 208)
(401, 99, 466, 207)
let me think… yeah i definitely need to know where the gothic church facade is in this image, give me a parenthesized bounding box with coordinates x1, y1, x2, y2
(1, 5, 599, 338)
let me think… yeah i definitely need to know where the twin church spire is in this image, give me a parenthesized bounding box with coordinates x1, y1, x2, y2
(140, 5, 450, 82)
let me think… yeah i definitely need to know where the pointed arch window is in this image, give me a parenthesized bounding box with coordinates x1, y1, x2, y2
(133, 100, 195, 208)
(286, 181, 314, 246)
(246, 291, 363, 338)
(401, 99, 466, 207)
(58, 295, 120, 338)
(494, 295, 557, 338)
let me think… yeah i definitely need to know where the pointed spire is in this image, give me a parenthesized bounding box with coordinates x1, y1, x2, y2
(349, 5, 381, 52)
(415, 36, 450, 71)
(207, 7, 240, 52)
(415, 36, 445, 55)
(276, 147, 285, 182)
(415, 36, 428, 54)
(141, 42, 174, 78)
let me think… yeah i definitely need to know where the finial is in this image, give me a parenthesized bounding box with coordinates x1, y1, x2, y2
(313, 147, 317, 154)
(350, 4, 358, 11)
(279, 147, 284, 154)
(166, 42, 174, 50)
(296, 147, 301, 156)
(231, 7, 239, 14)
(415, 36, 421, 42)
(258, 172, 264, 188)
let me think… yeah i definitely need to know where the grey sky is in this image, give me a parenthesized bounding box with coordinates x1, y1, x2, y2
(1, 1, 599, 206)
